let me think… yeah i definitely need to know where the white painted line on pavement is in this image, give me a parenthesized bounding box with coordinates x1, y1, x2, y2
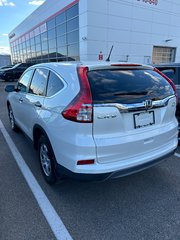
(0, 120, 73, 240)
(174, 152, 180, 158)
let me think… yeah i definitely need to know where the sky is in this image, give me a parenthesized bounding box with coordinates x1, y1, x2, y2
(0, 0, 45, 54)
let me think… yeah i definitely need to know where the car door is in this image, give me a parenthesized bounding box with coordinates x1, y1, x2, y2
(20, 67, 49, 139)
(11, 69, 34, 130)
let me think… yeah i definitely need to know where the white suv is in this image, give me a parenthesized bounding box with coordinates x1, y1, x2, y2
(5, 62, 178, 184)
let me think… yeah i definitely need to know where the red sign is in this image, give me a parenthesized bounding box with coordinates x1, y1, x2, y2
(137, 0, 158, 5)
(98, 51, 103, 60)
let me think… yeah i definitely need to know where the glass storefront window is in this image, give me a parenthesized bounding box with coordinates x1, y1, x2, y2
(47, 18, 55, 30)
(42, 41, 48, 51)
(48, 29, 56, 40)
(56, 12, 66, 25)
(48, 39, 56, 49)
(56, 23, 66, 36)
(41, 32, 48, 41)
(67, 17, 78, 32)
(30, 38, 35, 46)
(67, 30, 79, 44)
(11, 3, 79, 64)
(66, 4, 78, 20)
(35, 43, 41, 52)
(57, 35, 66, 47)
(35, 35, 41, 44)
(57, 46, 67, 57)
(68, 43, 79, 57)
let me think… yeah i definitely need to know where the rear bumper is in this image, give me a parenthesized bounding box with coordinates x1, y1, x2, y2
(55, 149, 176, 181)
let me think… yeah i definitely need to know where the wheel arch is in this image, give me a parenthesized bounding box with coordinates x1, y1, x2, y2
(33, 124, 50, 150)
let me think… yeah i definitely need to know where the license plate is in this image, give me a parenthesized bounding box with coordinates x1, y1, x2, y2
(133, 111, 155, 129)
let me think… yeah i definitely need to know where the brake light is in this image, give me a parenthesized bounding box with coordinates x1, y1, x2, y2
(154, 67, 178, 104)
(62, 66, 93, 123)
(111, 64, 142, 67)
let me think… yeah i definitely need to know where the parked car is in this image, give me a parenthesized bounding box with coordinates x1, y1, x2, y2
(0, 63, 32, 81)
(155, 63, 180, 141)
(0, 64, 15, 69)
(5, 62, 178, 184)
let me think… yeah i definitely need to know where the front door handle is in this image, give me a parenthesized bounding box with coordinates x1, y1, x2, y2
(34, 101, 42, 108)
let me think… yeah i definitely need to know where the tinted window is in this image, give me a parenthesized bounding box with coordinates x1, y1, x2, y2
(17, 69, 34, 92)
(29, 68, 49, 96)
(87, 69, 174, 104)
(47, 71, 64, 97)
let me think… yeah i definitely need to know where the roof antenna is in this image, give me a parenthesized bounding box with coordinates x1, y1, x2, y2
(106, 45, 114, 62)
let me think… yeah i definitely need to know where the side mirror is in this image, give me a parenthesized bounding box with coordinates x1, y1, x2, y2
(5, 85, 15, 92)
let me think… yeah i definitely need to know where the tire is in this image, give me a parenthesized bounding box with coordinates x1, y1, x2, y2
(38, 135, 57, 184)
(8, 105, 19, 132)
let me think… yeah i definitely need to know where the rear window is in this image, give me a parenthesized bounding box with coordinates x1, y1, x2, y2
(87, 69, 174, 104)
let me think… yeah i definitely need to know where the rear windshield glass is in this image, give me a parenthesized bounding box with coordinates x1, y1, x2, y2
(87, 69, 174, 104)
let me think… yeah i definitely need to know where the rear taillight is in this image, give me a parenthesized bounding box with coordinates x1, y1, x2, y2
(62, 66, 93, 123)
(154, 67, 178, 104)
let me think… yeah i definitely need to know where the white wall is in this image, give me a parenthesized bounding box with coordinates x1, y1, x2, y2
(79, 0, 180, 63)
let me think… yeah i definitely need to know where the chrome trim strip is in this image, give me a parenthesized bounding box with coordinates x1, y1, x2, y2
(94, 95, 175, 113)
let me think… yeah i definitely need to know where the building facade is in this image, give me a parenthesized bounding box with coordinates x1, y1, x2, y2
(9, 0, 180, 64)
(0, 54, 11, 67)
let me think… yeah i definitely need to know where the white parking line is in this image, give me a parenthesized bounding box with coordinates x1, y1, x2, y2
(174, 152, 180, 158)
(0, 120, 73, 240)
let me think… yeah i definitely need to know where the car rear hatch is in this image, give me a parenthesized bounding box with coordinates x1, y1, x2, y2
(87, 64, 177, 164)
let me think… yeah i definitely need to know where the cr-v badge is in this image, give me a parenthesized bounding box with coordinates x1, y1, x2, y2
(97, 114, 117, 119)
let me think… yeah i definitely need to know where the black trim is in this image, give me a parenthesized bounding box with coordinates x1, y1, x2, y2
(55, 150, 176, 182)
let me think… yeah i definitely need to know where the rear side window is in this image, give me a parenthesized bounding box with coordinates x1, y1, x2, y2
(17, 69, 34, 92)
(47, 71, 64, 97)
(87, 69, 174, 104)
(29, 68, 49, 96)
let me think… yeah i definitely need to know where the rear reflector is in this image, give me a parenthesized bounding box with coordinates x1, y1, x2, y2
(77, 159, 95, 165)
(154, 67, 178, 104)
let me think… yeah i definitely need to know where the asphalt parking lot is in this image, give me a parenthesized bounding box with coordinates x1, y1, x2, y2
(1, 80, 180, 240)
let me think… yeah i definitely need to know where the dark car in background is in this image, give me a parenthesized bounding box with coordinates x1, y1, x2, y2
(155, 63, 180, 141)
(0, 64, 15, 70)
(0, 63, 32, 81)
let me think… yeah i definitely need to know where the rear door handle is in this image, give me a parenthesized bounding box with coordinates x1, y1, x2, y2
(19, 98, 23, 103)
(34, 101, 42, 108)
